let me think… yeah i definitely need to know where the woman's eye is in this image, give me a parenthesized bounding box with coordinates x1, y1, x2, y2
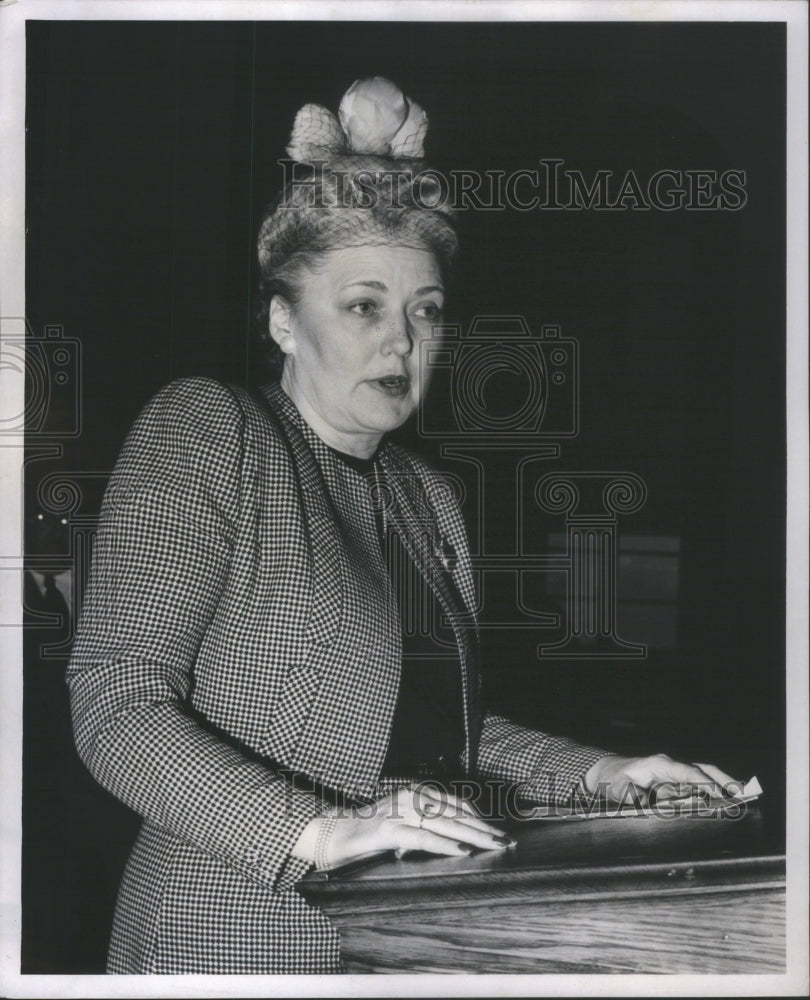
(349, 301, 377, 317)
(414, 304, 442, 321)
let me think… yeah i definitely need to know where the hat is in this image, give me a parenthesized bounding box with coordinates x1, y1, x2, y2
(257, 78, 458, 274)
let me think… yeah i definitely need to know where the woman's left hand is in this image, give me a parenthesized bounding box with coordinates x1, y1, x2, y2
(583, 753, 742, 806)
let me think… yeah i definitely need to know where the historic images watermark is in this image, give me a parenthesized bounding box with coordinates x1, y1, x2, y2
(281, 772, 753, 824)
(279, 158, 748, 212)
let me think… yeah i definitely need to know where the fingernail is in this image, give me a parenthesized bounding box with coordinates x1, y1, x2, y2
(457, 842, 475, 854)
(492, 834, 513, 846)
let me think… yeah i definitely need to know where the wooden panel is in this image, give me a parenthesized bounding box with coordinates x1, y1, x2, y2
(300, 809, 785, 973)
(336, 888, 785, 974)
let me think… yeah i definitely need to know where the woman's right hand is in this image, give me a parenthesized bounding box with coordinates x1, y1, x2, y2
(293, 784, 515, 870)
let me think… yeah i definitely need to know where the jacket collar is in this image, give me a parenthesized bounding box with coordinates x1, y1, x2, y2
(258, 380, 473, 614)
(257, 381, 394, 486)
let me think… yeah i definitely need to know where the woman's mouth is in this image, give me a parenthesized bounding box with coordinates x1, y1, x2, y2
(371, 375, 410, 397)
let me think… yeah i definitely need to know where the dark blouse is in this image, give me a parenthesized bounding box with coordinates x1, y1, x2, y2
(328, 446, 465, 781)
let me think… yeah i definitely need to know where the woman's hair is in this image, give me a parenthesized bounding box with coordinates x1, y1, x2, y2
(253, 157, 458, 377)
(254, 246, 328, 376)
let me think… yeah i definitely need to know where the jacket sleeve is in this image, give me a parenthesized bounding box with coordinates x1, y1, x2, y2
(66, 378, 322, 892)
(475, 713, 612, 807)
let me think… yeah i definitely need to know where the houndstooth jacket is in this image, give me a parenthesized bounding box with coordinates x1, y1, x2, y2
(67, 377, 608, 974)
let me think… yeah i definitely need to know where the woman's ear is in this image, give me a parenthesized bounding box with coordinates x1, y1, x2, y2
(268, 296, 296, 355)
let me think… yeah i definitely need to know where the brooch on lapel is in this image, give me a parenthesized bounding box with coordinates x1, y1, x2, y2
(433, 536, 458, 573)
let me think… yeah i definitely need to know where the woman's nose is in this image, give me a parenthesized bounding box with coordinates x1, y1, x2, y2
(381, 314, 414, 356)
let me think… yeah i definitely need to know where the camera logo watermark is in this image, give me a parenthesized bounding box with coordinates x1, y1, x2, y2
(2, 317, 94, 659)
(418, 319, 577, 440)
(0, 317, 82, 438)
(382, 314, 651, 659)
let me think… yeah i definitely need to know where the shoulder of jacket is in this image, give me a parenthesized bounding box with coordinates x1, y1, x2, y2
(143, 377, 247, 417)
(138, 376, 237, 421)
(111, 379, 294, 508)
(115, 379, 297, 489)
(138, 378, 285, 441)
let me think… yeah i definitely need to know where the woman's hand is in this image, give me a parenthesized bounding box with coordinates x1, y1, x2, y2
(293, 784, 515, 870)
(583, 753, 742, 806)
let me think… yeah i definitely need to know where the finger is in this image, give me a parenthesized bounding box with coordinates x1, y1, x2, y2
(616, 782, 652, 808)
(411, 785, 501, 836)
(693, 762, 743, 795)
(416, 812, 514, 851)
(417, 783, 482, 819)
(397, 825, 480, 858)
(453, 812, 508, 837)
(421, 801, 503, 837)
(392, 785, 426, 822)
(649, 779, 694, 802)
(652, 759, 726, 799)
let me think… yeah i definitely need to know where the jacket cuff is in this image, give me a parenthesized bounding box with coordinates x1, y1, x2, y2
(240, 784, 325, 892)
(477, 712, 615, 807)
(521, 747, 617, 807)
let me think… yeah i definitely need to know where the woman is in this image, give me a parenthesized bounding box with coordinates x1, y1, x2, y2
(67, 77, 737, 974)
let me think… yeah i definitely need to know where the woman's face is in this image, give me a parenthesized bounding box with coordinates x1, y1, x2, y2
(272, 244, 445, 457)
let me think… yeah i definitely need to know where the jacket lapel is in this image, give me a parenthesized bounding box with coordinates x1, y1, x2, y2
(378, 448, 482, 774)
(257, 383, 344, 646)
(257, 382, 482, 781)
(257, 383, 402, 789)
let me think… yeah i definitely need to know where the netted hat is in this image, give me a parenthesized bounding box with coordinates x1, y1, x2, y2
(257, 78, 458, 275)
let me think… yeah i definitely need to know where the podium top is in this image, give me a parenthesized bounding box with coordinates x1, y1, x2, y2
(298, 808, 783, 909)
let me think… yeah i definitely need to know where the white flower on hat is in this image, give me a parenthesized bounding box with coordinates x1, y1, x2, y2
(285, 77, 431, 162)
(339, 77, 427, 158)
(390, 98, 428, 158)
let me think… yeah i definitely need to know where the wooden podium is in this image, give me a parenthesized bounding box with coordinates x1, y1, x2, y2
(299, 807, 785, 974)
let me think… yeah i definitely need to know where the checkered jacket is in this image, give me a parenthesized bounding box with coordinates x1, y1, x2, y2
(67, 378, 607, 974)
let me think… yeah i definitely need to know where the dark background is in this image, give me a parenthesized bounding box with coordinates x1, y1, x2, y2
(23, 20, 785, 972)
